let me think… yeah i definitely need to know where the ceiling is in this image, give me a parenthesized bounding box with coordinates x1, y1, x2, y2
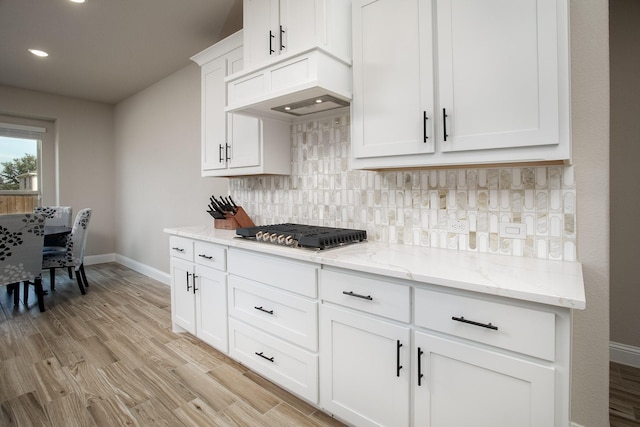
(0, 0, 243, 104)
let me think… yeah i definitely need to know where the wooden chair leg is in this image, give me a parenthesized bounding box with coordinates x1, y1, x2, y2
(68, 267, 73, 279)
(75, 271, 86, 295)
(35, 277, 45, 312)
(79, 264, 89, 287)
(49, 268, 56, 291)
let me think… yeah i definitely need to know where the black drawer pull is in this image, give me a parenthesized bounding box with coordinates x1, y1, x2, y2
(186, 272, 191, 292)
(423, 111, 429, 142)
(417, 347, 424, 386)
(443, 108, 449, 141)
(396, 340, 403, 377)
(452, 316, 498, 331)
(342, 291, 373, 301)
(198, 254, 213, 260)
(255, 351, 274, 362)
(172, 247, 185, 252)
(254, 306, 274, 315)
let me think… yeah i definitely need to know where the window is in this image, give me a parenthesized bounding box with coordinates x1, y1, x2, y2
(0, 136, 39, 191)
(0, 122, 45, 214)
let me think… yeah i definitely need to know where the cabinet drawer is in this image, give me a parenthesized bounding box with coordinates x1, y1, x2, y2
(169, 236, 194, 262)
(414, 288, 556, 361)
(228, 318, 318, 404)
(228, 276, 318, 351)
(320, 269, 411, 323)
(228, 249, 318, 298)
(194, 241, 226, 271)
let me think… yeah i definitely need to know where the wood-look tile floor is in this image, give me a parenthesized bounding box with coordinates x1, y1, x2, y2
(0, 263, 347, 427)
(611, 361, 640, 426)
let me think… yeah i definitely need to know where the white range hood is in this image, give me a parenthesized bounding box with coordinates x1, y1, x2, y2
(225, 47, 352, 121)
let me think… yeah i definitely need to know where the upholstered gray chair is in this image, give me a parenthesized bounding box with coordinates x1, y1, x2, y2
(0, 213, 46, 312)
(42, 208, 91, 295)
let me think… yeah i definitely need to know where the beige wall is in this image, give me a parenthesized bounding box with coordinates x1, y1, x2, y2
(571, 0, 610, 425)
(0, 85, 116, 257)
(113, 62, 228, 273)
(610, 0, 640, 348)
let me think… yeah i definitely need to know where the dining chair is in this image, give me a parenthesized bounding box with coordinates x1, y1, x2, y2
(0, 213, 46, 312)
(42, 208, 91, 295)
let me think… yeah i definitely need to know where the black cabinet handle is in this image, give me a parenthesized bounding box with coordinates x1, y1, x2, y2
(225, 144, 231, 162)
(269, 31, 275, 54)
(219, 144, 224, 163)
(443, 108, 449, 141)
(396, 340, 403, 377)
(255, 351, 274, 362)
(193, 275, 198, 294)
(198, 254, 213, 260)
(417, 347, 424, 386)
(279, 25, 285, 51)
(342, 291, 373, 301)
(423, 111, 429, 142)
(186, 272, 191, 292)
(172, 247, 185, 253)
(452, 316, 498, 330)
(254, 306, 274, 315)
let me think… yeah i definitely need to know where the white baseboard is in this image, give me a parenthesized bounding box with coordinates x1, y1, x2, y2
(114, 254, 170, 286)
(84, 253, 116, 265)
(570, 423, 587, 427)
(610, 341, 640, 368)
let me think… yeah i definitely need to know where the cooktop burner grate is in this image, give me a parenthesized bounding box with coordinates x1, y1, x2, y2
(235, 223, 367, 250)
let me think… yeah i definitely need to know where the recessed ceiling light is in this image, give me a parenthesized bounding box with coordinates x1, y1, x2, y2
(69, 0, 85, 3)
(28, 49, 49, 57)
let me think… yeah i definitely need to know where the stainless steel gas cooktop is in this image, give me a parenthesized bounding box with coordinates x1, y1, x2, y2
(235, 223, 367, 250)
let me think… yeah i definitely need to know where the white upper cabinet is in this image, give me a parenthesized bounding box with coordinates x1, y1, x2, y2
(243, 0, 351, 70)
(192, 31, 291, 177)
(352, 0, 435, 159)
(351, 0, 570, 169)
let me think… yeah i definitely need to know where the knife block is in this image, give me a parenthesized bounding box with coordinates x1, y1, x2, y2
(214, 206, 255, 230)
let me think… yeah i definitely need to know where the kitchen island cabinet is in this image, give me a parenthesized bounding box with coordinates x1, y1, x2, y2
(165, 226, 584, 426)
(351, 0, 570, 169)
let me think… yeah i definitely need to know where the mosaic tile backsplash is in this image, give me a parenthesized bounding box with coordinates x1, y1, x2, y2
(229, 113, 577, 261)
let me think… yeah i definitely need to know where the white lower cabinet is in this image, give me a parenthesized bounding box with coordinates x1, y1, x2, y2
(413, 331, 555, 427)
(169, 237, 228, 353)
(318, 267, 569, 427)
(227, 248, 320, 403)
(320, 304, 411, 427)
(168, 238, 571, 426)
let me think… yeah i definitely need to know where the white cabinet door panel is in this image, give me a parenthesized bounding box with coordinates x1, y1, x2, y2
(320, 304, 410, 427)
(352, 0, 434, 158)
(414, 331, 555, 427)
(171, 258, 196, 334)
(437, 0, 559, 152)
(196, 265, 228, 352)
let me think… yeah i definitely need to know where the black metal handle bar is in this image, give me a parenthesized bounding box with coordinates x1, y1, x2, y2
(254, 306, 274, 315)
(452, 316, 498, 330)
(342, 291, 373, 301)
(255, 351, 274, 362)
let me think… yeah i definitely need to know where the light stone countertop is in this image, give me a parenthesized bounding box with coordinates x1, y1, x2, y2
(165, 225, 586, 310)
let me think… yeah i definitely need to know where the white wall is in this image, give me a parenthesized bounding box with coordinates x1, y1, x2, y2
(0, 85, 116, 257)
(570, 0, 610, 425)
(113, 62, 228, 273)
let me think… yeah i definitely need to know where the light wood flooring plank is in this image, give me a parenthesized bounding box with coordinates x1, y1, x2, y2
(0, 263, 347, 427)
(0, 392, 49, 426)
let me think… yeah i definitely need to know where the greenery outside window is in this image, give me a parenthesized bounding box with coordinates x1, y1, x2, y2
(0, 122, 44, 214)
